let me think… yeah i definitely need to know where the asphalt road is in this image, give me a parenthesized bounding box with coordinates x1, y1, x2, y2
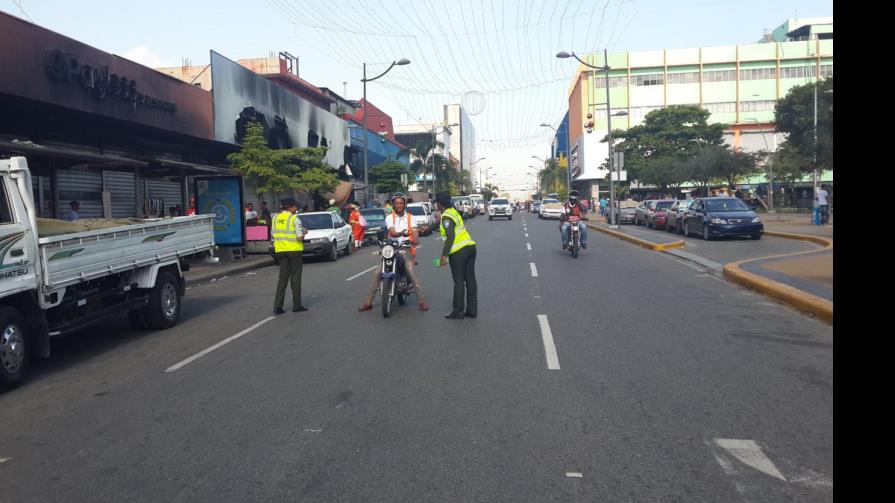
(0, 212, 833, 502)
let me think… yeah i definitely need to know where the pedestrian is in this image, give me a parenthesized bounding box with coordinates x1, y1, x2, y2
(271, 197, 308, 314)
(174, 204, 183, 216)
(348, 204, 366, 249)
(245, 202, 258, 225)
(66, 200, 80, 221)
(816, 184, 830, 224)
(435, 191, 477, 320)
(259, 201, 272, 226)
(599, 196, 608, 217)
(187, 197, 197, 216)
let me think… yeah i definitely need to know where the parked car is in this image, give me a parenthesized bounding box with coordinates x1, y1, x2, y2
(609, 206, 637, 224)
(531, 200, 542, 214)
(360, 208, 388, 244)
(539, 198, 563, 219)
(488, 198, 513, 220)
(406, 203, 436, 235)
(665, 200, 695, 234)
(298, 212, 353, 260)
(634, 200, 655, 226)
(682, 197, 764, 240)
(646, 199, 677, 229)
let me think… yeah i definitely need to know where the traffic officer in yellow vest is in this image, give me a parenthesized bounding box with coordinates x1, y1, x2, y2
(435, 192, 477, 319)
(271, 197, 308, 314)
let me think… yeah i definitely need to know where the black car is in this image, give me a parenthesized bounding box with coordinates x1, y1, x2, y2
(682, 197, 763, 240)
(360, 208, 388, 244)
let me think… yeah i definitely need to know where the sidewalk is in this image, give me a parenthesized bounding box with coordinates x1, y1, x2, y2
(183, 254, 274, 286)
(761, 213, 834, 239)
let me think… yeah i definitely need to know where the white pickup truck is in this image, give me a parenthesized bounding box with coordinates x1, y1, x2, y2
(0, 157, 215, 389)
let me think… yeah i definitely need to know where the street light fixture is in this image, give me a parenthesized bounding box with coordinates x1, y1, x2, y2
(361, 58, 410, 206)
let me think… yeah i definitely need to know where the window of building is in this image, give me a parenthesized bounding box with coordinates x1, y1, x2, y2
(820, 64, 833, 78)
(702, 69, 737, 82)
(739, 100, 777, 112)
(703, 102, 737, 114)
(593, 76, 629, 88)
(307, 130, 320, 147)
(666, 72, 699, 84)
(633, 74, 664, 86)
(739, 67, 777, 80)
(780, 66, 811, 79)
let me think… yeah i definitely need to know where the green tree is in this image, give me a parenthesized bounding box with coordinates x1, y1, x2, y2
(715, 149, 760, 189)
(684, 145, 727, 197)
(609, 105, 726, 182)
(482, 183, 500, 202)
(637, 155, 689, 193)
(370, 160, 411, 195)
(774, 77, 833, 172)
(228, 121, 339, 200)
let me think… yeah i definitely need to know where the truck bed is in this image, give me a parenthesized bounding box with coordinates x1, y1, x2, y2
(38, 215, 215, 289)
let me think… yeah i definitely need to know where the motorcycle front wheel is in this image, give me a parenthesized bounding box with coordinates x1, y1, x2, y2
(381, 278, 395, 318)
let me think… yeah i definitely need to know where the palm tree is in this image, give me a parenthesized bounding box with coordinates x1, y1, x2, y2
(482, 183, 499, 202)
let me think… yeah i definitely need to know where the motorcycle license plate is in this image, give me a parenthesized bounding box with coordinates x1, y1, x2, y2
(380, 271, 396, 279)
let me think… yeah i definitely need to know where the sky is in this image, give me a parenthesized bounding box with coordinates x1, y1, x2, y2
(3, 0, 832, 195)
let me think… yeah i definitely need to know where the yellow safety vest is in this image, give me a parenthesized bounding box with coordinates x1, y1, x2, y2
(272, 211, 303, 252)
(439, 207, 475, 254)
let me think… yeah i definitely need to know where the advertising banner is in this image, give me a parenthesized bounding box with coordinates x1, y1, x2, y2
(195, 176, 245, 247)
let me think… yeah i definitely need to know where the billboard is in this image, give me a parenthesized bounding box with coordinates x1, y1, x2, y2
(210, 51, 349, 169)
(195, 176, 245, 247)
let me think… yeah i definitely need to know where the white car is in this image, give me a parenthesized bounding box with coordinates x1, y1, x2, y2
(539, 198, 564, 219)
(488, 198, 513, 220)
(297, 212, 353, 261)
(406, 203, 436, 235)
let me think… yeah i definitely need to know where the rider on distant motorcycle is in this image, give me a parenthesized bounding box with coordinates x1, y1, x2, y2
(560, 190, 589, 250)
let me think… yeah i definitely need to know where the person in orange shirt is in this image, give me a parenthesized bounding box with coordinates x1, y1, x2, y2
(348, 204, 366, 249)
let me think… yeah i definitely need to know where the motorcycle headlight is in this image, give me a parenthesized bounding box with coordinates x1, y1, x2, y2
(381, 245, 396, 259)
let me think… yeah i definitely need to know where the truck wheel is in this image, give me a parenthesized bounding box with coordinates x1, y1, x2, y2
(145, 271, 181, 330)
(0, 307, 28, 389)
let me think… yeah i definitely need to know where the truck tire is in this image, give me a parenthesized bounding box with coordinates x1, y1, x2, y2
(0, 306, 28, 389)
(145, 271, 181, 330)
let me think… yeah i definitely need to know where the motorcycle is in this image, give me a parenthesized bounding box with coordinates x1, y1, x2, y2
(376, 239, 415, 318)
(566, 215, 584, 258)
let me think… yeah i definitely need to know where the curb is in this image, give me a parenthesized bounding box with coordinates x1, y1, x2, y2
(763, 230, 832, 249)
(723, 260, 833, 324)
(586, 223, 685, 252)
(185, 258, 275, 286)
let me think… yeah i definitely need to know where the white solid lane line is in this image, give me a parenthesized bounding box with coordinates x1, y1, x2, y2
(530, 263, 538, 277)
(537, 315, 561, 370)
(345, 265, 378, 282)
(527, 243, 532, 251)
(165, 316, 277, 373)
(713, 439, 787, 481)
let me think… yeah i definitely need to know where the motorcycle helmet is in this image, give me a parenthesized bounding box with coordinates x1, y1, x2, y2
(568, 190, 579, 205)
(391, 192, 407, 204)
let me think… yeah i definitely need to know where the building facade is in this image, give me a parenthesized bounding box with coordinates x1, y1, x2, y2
(566, 17, 833, 198)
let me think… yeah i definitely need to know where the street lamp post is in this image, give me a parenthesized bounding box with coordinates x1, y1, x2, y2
(470, 157, 487, 190)
(362, 58, 410, 206)
(558, 49, 628, 229)
(528, 165, 541, 197)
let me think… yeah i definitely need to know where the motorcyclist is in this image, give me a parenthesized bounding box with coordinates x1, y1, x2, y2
(358, 192, 428, 312)
(560, 190, 589, 250)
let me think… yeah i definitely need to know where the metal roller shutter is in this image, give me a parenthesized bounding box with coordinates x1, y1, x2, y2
(56, 169, 103, 219)
(102, 171, 136, 217)
(146, 179, 183, 213)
